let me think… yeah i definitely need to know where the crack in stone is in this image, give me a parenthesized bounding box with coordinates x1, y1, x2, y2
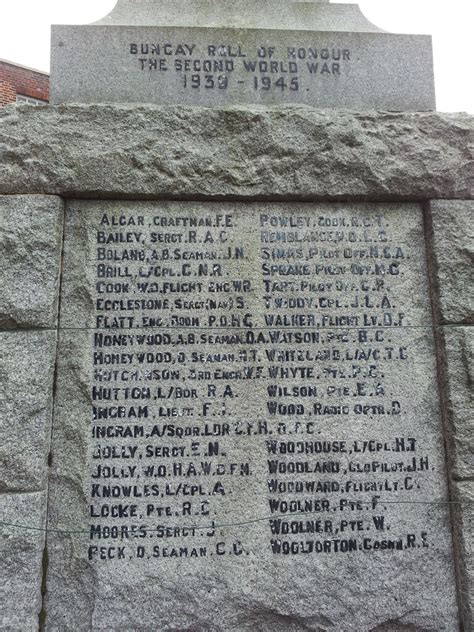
(0, 488, 47, 496)
(37, 198, 66, 632)
(38, 544, 49, 631)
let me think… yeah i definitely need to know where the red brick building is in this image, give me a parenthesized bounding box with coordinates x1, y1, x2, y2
(0, 59, 49, 106)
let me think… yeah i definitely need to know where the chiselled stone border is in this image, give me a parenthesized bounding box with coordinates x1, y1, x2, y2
(0, 195, 65, 630)
(426, 200, 474, 631)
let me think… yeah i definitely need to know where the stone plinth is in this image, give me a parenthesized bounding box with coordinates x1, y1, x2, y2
(50, 2, 435, 109)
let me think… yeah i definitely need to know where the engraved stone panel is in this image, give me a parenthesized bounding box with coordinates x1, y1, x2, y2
(46, 201, 458, 630)
(50, 25, 435, 110)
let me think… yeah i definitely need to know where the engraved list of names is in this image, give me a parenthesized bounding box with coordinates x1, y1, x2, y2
(51, 201, 456, 626)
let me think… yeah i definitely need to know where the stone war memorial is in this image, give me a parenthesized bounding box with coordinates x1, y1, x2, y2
(0, 1, 473, 631)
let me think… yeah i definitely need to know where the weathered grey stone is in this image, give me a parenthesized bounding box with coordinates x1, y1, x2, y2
(0, 331, 57, 492)
(45, 330, 108, 632)
(0, 106, 472, 200)
(96, 1, 358, 30)
(440, 328, 473, 631)
(0, 195, 64, 329)
(45, 200, 459, 631)
(429, 200, 474, 325)
(441, 327, 474, 481)
(0, 491, 47, 632)
(451, 481, 474, 631)
(51, 25, 434, 110)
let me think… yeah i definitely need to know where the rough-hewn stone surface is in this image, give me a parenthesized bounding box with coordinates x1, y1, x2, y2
(430, 200, 473, 630)
(0, 491, 47, 632)
(0, 105, 472, 200)
(430, 200, 474, 325)
(0, 331, 57, 493)
(0, 195, 64, 329)
(440, 327, 474, 631)
(0, 106, 472, 631)
(452, 480, 474, 632)
(441, 327, 474, 482)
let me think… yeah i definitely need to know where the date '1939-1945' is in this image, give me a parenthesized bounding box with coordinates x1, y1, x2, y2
(182, 74, 299, 91)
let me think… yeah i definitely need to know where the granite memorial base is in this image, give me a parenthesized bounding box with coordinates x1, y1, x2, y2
(0, 105, 473, 631)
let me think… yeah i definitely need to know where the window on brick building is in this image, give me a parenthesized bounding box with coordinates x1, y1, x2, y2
(16, 94, 47, 106)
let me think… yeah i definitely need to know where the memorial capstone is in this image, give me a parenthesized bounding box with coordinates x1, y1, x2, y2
(44, 200, 459, 630)
(50, 0, 436, 110)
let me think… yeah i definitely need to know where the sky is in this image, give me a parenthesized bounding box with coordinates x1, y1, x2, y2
(0, 0, 472, 112)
